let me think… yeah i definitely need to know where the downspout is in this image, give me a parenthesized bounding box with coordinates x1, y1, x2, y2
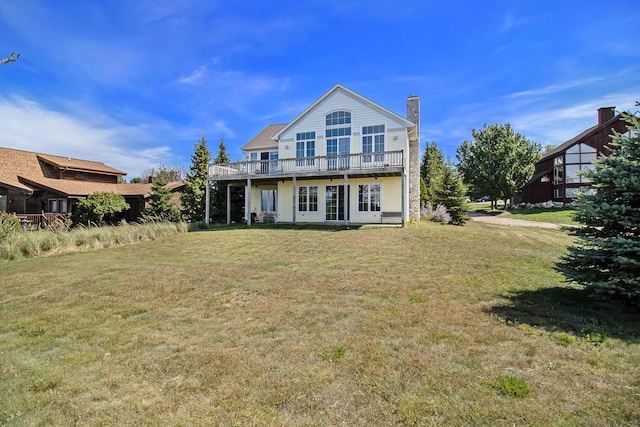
(23, 191, 33, 214)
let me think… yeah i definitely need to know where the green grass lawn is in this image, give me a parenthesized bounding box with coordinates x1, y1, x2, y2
(501, 207, 577, 225)
(1, 222, 638, 425)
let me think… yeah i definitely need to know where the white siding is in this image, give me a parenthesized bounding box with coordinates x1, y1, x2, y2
(278, 88, 410, 159)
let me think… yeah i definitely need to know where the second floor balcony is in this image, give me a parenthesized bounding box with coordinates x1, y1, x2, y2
(209, 150, 404, 181)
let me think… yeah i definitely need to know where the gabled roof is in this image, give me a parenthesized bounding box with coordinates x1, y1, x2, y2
(36, 153, 125, 176)
(241, 123, 287, 151)
(539, 112, 623, 162)
(0, 146, 181, 198)
(272, 84, 416, 141)
(17, 177, 183, 198)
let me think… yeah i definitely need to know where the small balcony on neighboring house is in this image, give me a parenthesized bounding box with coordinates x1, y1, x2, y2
(208, 150, 405, 182)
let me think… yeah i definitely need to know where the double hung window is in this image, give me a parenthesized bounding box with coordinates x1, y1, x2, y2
(362, 125, 385, 163)
(296, 132, 316, 167)
(358, 184, 381, 212)
(298, 186, 318, 212)
(261, 190, 277, 212)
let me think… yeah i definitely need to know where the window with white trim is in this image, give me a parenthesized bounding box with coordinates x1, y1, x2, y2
(326, 111, 351, 126)
(298, 186, 318, 212)
(296, 132, 315, 167)
(362, 125, 385, 162)
(358, 184, 380, 212)
(261, 190, 277, 212)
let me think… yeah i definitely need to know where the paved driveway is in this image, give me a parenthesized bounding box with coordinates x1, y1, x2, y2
(468, 212, 561, 229)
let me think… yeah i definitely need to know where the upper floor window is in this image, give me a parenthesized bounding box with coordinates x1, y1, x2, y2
(566, 143, 597, 164)
(326, 111, 351, 126)
(565, 144, 597, 184)
(362, 125, 385, 162)
(296, 132, 316, 167)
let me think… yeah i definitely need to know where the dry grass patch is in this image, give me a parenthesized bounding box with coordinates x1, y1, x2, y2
(0, 222, 638, 425)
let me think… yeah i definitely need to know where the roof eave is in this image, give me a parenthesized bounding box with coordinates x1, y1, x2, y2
(272, 84, 414, 141)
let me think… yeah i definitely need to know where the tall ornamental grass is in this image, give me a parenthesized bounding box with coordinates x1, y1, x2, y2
(0, 221, 187, 261)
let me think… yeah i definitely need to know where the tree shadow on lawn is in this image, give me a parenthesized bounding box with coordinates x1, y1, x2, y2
(191, 223, 365, 232)
(486, 286, 640, 344)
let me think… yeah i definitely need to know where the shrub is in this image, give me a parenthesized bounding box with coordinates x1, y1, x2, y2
(421, 203, 451, 224)
(490, 374, 531, 397)
(0, 212, 21, 239)
(552, 332, 575, 347)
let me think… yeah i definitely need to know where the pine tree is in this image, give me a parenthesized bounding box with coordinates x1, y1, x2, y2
(143, 175, 181, 221)
(181, 136, 211, 222)
(431, 162, 469, 225)
(558, 107, 640, 305)
(208, 136, 244, 223)
(420, 141, 445, 206)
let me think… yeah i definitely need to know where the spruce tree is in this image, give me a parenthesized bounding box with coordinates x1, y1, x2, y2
(431, 162, 469, 225)
(210, 136, 231, 223)
(208, 136, 244, 223)
(143, 175, 181, 221)
(420, 141, 445, 206)
(558, 107, 640, 304)
(181, 136, 211, 222)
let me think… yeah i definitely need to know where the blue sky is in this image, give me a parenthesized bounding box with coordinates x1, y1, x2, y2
(1, 0, 638, 179)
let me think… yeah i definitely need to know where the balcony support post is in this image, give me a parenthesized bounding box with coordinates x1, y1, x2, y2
(226, 184, 231, 225)
(344, 173, 348, 225)
(246, 178, 252, 225)
(292, 176, 297, 224)
(205, 180, 210, 224)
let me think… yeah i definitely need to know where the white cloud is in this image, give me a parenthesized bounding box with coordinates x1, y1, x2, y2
(506, 77, 606, 99)
(178, 57, 221, 85)
(0, 96, 179, 178)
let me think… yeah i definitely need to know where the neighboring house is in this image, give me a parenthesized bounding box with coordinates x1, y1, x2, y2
(207, 84, 421, 225)
(0, 147, 183, 222)
(520, 107, 628, 204)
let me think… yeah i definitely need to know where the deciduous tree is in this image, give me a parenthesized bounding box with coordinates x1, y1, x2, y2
(457, 123, 541, 209)
(1, 52, 19, 64)
(558, 106, 640, 305)
(72, 192, 130, 225)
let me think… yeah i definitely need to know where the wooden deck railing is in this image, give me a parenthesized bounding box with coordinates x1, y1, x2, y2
(14, 212, 68, 230)
(209, 150, 404, 178)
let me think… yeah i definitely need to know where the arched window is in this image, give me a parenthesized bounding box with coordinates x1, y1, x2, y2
(325, 111, 352, 169)
(326, 111, 351, 126)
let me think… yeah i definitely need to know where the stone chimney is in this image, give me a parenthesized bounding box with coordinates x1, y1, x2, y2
(406, 95, 421, 222)
(598, 106, 615, 125)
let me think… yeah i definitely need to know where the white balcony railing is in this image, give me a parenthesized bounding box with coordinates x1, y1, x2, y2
(209, 150, 404, 178)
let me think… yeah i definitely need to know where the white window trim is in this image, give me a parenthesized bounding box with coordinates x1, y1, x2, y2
(357, 183, 381, 212)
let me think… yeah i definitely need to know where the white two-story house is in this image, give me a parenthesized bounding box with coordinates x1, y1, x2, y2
(206, 84, 421, 225)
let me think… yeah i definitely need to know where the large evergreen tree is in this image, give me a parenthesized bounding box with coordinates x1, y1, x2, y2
(431, 162, 469, 225)
(210, 137, 231, 223)
(143, 175, 181, 221)
(181, 136, 211, 222)
(209, 136, 244, 223)
(457, 124, 541, 209)
(558, 107, 640, 305)
(420, 141, 445, 206)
